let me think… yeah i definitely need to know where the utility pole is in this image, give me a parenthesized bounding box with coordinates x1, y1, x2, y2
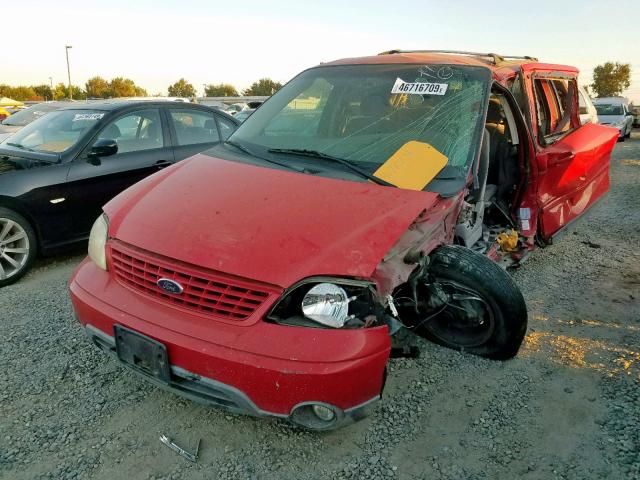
(203, 84, 207, 98)
(48, 77, 53, 100)
(65, 45, 73, 100)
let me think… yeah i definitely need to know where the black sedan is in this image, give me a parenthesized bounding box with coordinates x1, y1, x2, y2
(0, 100, 239, 286)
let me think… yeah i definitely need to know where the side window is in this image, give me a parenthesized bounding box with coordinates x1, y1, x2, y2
(217, 116, 236, 140)
(169, 109, 220, 146)
(97, 109, 163, 154)
(578, 89, 588, 115)
(533, 78, 578, 144)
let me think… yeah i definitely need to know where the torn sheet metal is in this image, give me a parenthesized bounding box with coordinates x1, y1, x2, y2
(160, 434, 201, 463)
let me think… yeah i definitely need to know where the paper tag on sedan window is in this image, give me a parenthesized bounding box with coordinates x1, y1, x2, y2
(72, 113, 104, 122)
(391, 78, 448, 95)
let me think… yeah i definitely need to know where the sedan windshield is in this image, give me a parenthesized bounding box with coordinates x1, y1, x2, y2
(230, 64, 490, 188)
(594, 104, 623, 116)
(1, 102, 63, 127)
(2, 109, 105, 153)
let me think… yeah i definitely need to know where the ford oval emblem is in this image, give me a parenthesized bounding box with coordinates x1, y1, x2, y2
(157, 278, 184, 295)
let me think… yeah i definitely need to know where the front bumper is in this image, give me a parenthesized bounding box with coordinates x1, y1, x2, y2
(69, 259, 390, 429)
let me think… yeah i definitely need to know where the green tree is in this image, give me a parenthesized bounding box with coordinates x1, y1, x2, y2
(108, 77, 140, 97)
(52, 83, 85, 100)
(32, 84, 53, 101)
(85, 76, 110, 98)
(591, 62, 632, 98)
(204, 83, 239, 97)
(134, 86, 148, 97)
(243, 78, 282, 96)
(168, 78, 196, 98)
(0, 86, 38, 101)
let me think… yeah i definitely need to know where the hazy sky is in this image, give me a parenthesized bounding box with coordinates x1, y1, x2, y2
(4, 0, 639, 100)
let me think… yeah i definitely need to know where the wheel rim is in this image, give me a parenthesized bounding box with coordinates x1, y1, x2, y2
(418, 279, 497, 348)
(0, 218, 30, 280)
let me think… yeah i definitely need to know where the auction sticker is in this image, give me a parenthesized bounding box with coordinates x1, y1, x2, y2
(391, 78, 448, 95)
(72, 113, 104, 121)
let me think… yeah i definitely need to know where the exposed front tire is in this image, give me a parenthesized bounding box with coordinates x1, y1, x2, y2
(0, 208, 37, 287)
(408, 245, 528, 360)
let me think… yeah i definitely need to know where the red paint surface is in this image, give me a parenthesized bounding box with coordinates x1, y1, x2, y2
(70, 258, 390, 414)
(105, 156, 440, 288)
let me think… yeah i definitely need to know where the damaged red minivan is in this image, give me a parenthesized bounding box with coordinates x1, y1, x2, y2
(69, 50, 618, 429)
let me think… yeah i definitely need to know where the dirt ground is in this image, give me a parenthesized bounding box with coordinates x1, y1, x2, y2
(1, 132, 639, 480)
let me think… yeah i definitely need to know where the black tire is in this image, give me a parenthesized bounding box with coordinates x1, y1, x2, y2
(417, 245, 528, 360)
(0, 207, 37, 287)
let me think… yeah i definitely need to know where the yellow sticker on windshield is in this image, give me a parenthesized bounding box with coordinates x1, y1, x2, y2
(373, 141, 448, 191)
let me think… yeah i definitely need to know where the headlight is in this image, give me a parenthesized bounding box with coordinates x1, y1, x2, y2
(88, 213, 108, 270)
(267, 277, 380, 329)
(301, 283, 353, 328)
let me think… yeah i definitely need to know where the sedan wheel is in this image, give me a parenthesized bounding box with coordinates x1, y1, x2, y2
(0, 209, 37, 286)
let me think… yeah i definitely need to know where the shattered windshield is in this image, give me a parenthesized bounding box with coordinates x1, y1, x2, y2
(229, 63, 490, 189)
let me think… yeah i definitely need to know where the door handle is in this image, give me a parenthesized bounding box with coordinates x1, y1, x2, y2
(155, 160, 172, 169)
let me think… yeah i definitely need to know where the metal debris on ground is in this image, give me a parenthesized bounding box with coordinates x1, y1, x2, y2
(159, 434, 201, 463)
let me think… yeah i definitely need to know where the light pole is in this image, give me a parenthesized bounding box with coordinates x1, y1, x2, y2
(65, 45, 73, 100)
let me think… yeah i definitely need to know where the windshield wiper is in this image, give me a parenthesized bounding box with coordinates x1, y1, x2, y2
(267, 148, 395, 187)
(224, 140, 305, 173)
(5, 142, 36, 152)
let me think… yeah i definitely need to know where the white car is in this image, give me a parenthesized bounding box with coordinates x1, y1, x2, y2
(592, 97, 634, 141)
(578, 86, 598, 125)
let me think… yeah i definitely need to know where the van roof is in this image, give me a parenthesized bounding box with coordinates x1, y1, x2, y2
(322, 50, 578, 83)
(592, 97, 628, 104)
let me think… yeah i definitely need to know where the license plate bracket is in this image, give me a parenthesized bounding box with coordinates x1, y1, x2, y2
(114, 325, 171, 383)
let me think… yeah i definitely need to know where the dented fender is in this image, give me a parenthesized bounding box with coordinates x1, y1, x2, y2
(372, 193, 464, 295)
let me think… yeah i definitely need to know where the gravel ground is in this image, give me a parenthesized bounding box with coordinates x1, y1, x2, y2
(1, 132, 639, 480)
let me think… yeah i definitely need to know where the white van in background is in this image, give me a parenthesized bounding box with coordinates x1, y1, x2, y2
(592, 96, 634, 141)
(578, 86, 599, 125)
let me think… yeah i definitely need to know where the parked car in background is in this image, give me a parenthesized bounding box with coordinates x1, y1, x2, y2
(225, 102, 249, 115)
(69, 50, 618, 430)
(592, 97, 634, 140)
(0, 100, 239, 286)
(631, 104, 640, 128)
(234, 108, 255, 122)
(578, 86, 598, 125)
(0, 101, 71, 143)
(0, 108, 12, 122)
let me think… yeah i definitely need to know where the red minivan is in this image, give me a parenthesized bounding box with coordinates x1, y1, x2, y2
(69, 50, 618, 430)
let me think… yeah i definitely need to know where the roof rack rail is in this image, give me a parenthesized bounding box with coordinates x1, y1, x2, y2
(378, 50, 538, 64)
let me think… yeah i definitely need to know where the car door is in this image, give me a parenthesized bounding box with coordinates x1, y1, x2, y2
(66, 107, 174, 237)
(522, 66, 619, 241)
(166, 107, 227, 161)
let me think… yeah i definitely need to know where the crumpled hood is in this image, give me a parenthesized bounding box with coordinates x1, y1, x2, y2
(105, 155, 440, 287)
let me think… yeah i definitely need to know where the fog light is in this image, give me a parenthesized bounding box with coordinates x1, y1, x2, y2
(312, 404, 336, 422)
(290, 403, 342, 430)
